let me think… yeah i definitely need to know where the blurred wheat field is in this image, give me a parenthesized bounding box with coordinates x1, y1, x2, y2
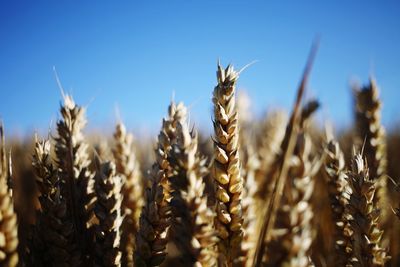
(0, 57, 400, 267)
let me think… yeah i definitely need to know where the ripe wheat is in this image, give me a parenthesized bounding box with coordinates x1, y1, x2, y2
(1, 55, 400, 267)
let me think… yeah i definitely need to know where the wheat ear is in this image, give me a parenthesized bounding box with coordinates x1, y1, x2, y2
(0, 125, 18, 267)
(54, 94, 96, 264)
(264, 118, 319, 267)
(169, 103, 218, 266)
(93, 158, 123, 267)
(135, 101, 182, 266)
(32, 136, 78, 266)
(347, 153, 389, 266)
(212, 63, 245, 265)
(113, 122, 143, 266)
(354, 79, 388, 217)
(324, 140, 352, 265)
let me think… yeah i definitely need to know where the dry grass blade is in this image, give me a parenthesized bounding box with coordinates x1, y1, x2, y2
(0, 125, 18, 267)
(113, 122, 144, 266)
(31, 136, 77, 266)
(93, 158, 123, 267)
(212, 63, 245, 265)
(253, 41, 319, 267)
(324, 140, 352, 265)
(169, 103, 218, 266)
(135, 101, 183, 266)
(347, 153, 389, 266)
(54, 94, 96, 264)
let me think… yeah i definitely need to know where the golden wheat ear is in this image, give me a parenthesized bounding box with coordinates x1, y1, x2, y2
(211, 63, 245, 266)
(54, 94, 96, 264)
(135, 101, 183, 267)
(323, 139, 352, 265)
(263, 102, 320, 267)
(346, 153, 390, 266)
(0, 124, 18, 267)
(113, 121, 144, 266)
(168, 102, 218, 266)
(93, 156, 123, 267)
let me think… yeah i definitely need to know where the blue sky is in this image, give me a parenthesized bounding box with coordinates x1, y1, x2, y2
(0, 1, 399, 137)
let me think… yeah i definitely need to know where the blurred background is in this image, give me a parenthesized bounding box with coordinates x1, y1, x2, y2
(0, 1, 399, 137)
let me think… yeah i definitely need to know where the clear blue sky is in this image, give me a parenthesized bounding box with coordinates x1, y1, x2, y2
(1, 1, 399, 137)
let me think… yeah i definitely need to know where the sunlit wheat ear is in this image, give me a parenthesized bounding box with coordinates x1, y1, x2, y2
(354, 79, 388, 218)
(93, 157, 123, 267)
(135, 101, 183, 267)
(265, 130, 319, 267)
(211, 63, 245, 265)
(32, 136, 78, 266)
(0, 125, 18, 267)
(169, 103, 218, 266)
(324, 139, 353, 265)
(54, 94, 96, 264)
(347, 153, 390, 266)
(113, 122, 144, 266)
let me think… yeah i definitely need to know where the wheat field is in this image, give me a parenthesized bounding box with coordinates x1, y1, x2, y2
(0, 57, 399, 267)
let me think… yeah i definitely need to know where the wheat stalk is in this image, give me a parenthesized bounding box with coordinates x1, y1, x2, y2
(31, 136, 78, 266)
(113, 121, 144, 266)
(212, 63, 245, 265)
(93, 158, 123, 267)
(135, 101, 183, 266)
(169, 102, 218, 266)
(324, 139, 352, 265)
(347, 153, 389, 266)
(54, 94, 96, 264)
(0, 125, 18, 267)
